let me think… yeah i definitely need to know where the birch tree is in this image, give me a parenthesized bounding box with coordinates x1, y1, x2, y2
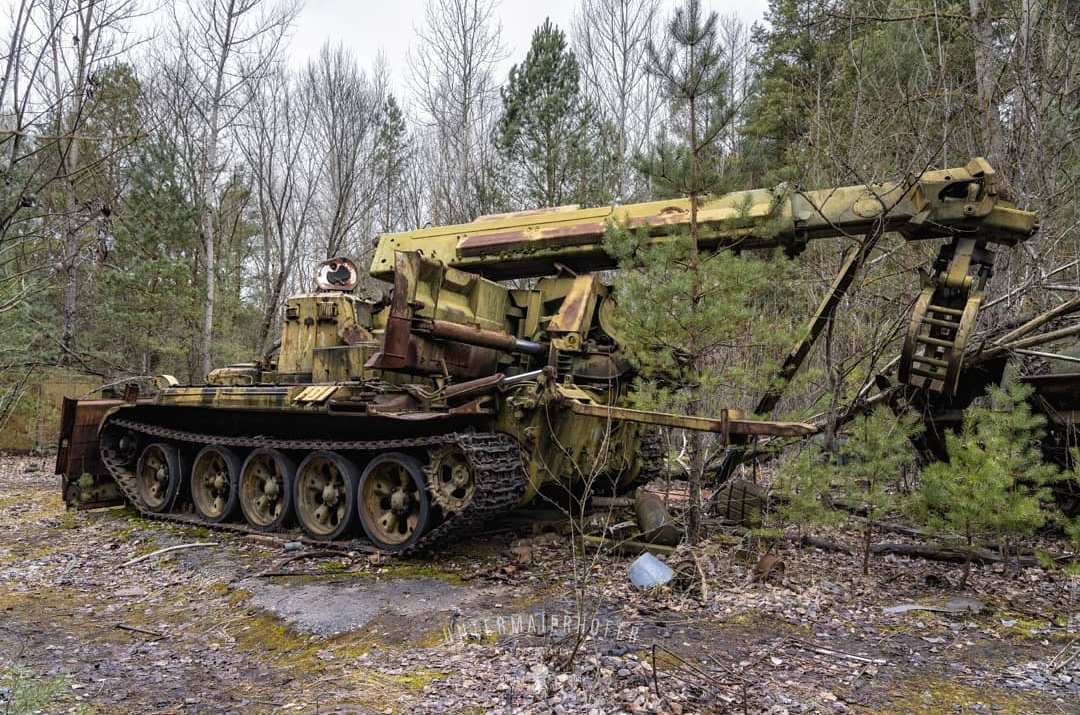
(35, 0, 140, 362)
(237, 66, 318, 357)
(570, 0, 660, 201)
(304, 42, 385, 260)
(155, 0, 299, 381)
(409, 0, 504, 223)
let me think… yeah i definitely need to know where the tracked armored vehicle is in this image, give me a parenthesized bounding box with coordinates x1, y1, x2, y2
(57, 159, 1038, 552)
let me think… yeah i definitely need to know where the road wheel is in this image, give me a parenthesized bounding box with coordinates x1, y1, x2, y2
(358, 452, 431, 552)
(135, 442, 181, 513)
(294, 451, 358, 540)
(190, 445, 241, 523)
(239, 448, 295, 531)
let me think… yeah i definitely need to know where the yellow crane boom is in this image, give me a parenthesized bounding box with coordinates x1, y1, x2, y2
(371, 158, 1036, 282)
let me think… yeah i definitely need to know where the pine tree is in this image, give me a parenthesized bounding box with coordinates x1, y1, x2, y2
(1065, 449, 1080, 552)
(98, 141, 202, 380)
(774, 443, 843, 533)
(376, 94, 410, 234)
(839, 408, 922, 574)
(604, 0, 793, 544)
(910, 383, 1058, 586)
(739, 0, 832, 185)
(497, 19, 609, 208)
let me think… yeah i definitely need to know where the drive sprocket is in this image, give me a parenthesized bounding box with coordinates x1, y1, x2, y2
(425, 446, 477, 513)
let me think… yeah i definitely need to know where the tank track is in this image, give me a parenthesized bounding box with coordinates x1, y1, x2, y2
(629, 429, 665, 490)
(99, 416, 526, 555)
(581, 428, 664, 496)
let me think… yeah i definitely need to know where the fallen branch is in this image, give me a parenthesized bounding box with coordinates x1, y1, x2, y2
(869, 542, 1041, 567)
(1050, 636, 1079, 673)
(252, 549, 360, 579)
(784, 535, 1063, 567)
(581, 533, 676, 557)
(114, 623, 166, 640)
(121, 542, 217, 568)
(299, 536, 379, 553)
(798, 535, 853, 555)
(788, 638, 887, 666)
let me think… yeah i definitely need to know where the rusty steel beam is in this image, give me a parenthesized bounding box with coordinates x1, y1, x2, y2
(755, 225, 886, 418)
(565, 400, 816, 438)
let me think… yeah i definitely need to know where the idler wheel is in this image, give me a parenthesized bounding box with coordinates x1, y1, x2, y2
(135, 442, 182, 513)
(190, 445, 242, 523)
(294, 450, 358, 540)
(358, 452, 431, 552)
(239, 448, 295, 531)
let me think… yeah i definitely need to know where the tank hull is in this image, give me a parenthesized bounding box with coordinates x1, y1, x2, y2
(58, 378, 660, 552)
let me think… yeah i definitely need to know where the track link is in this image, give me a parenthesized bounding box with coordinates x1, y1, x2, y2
(628, 429, 664, 491)
(99, 416, 527, 554)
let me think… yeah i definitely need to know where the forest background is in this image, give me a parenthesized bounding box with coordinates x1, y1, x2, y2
(0, 0, 1076, 440)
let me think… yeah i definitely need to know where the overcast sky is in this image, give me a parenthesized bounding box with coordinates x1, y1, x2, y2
(287, 0, 770, 94)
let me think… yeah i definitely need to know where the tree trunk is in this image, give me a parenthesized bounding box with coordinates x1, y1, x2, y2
(197, 0, 241, 383)
(685, 78, 704, 545)
(961, 531, 974, 587)
(862, 522, 872, 575)
(60, 214, 79, 364)
(200, 203, 216, 382)
(55, 1, 95, 365)
(686, 429, 704, 543)
(256, 271, 286, 358)
(969, 0, 1004, 162)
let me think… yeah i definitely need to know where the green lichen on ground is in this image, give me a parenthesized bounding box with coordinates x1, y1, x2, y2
(373, 560, 466, 585)
(869, 677, 1045, 714)
(991, 611, 1051, 639)
(0, 664, 70, 715)
(57, 509, 81, 530)
(0, 542, 60, 567)
(225, 606, 448, 712)
(317, 559, 351, 574)
(385, 668, 447, 690)
(721, 609, 813, 638)
(413, 625, 453, 648)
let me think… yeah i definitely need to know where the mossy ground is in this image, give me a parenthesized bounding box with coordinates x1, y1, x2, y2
(868, 677, 1047, 715)
(372, 559, 467, 584)
(1, 456, 1073, 713)
(0, 664, 73, 715)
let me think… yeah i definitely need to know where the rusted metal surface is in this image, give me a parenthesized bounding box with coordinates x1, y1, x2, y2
(58, 397, 126, 509)
(1020, 371, 1080, 467)
(710, 479, 767, 527)
(547, 274, 600, 345)
(366, 251, 506, 379)
(564, 399, 816, 438)
(56, 397, 122, 477)
(899, 237, 991, 394)
(635, 491, 682, 546)
(423, 319, 543, 355)
(371, 158, 1037, 282)
(55, 160, 1044, 553)
(751, 553, 785, 583)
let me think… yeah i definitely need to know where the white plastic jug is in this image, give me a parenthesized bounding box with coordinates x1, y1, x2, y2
(628, 552, 673, 588)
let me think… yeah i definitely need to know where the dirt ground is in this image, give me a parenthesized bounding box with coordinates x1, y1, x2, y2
(1, 454, 1077, 714)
